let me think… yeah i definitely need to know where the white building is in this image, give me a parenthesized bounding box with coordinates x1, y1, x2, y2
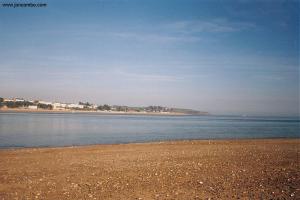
(15, 98, 25, 102)
(28, 105, 38, 110)
(3, 98, 13, 102)
(38, 101, 52, 105)
(53, 103, 60, 110)
(67, 104, 84, 109)
(53, 103, 67, 110)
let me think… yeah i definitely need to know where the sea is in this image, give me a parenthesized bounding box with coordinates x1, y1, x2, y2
(0, 112, 299, 148)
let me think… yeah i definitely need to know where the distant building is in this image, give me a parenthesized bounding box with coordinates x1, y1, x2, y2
(38, 101, 52, 105)
(92, 104, 98, 109)
(53, 103, 67, 110)
(3, 98, 13, 102)
(110, 106, 117, 111)
(67, 104, 84, 109)
(15, 98, 25, 102)
(28, 105, 38, 110)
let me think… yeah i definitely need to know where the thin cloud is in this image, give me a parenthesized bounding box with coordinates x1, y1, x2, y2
(110, 18, 256, 44)
(166, 18, 257, 33)
(112, 32, 201, 43)
(113, 70, 183, 82)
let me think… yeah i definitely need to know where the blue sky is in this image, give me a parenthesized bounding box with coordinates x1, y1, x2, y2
(0, 0, 299, 116)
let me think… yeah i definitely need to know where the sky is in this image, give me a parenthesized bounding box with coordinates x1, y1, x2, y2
(0, 0, 299, 116)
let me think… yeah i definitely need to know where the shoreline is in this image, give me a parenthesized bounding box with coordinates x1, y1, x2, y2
(0, 108, 191, 116)
(0, 138, 298, 199)
(0, 137, 298, 151)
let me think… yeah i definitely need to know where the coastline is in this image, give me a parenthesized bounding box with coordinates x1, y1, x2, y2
(0, 108, 190, 116)
(0, 139, 299, 199)
(0, 137, 298, 150)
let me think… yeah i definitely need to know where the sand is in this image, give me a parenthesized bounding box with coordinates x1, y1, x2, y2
(0, 139, 299, 199)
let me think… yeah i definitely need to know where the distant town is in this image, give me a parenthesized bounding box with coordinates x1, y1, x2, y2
(0, 97, 208, 115)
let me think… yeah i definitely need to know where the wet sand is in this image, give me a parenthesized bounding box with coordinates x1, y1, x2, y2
(0, 139, 299, 199)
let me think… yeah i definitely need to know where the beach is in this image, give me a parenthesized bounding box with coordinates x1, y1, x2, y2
(0, 139, 299, 199)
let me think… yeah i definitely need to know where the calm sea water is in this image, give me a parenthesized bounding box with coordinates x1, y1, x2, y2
(0, 113, 299, 148)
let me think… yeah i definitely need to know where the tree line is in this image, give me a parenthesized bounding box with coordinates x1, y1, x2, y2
(0, 98, 53, 110)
